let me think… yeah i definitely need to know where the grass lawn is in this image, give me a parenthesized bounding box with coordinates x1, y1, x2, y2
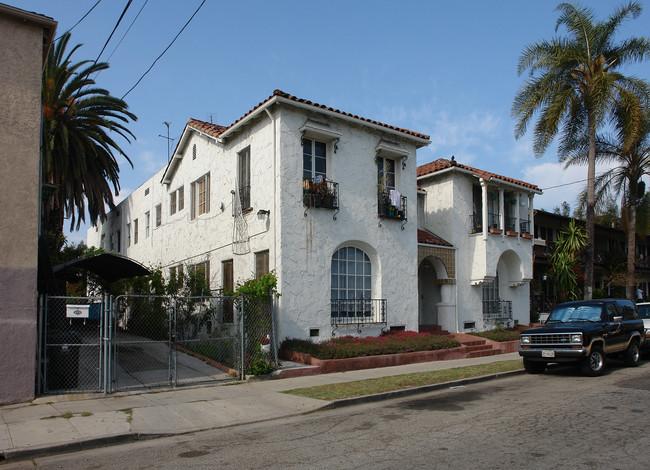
(283, 360, 523, 401)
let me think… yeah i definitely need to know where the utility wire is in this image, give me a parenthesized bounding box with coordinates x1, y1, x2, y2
(54, 0, 102, 41)
(541, 178, 590, 191)
(105, 0, 149, 63)
(121, 0, 206, 100)
(95, 0, 133, 64)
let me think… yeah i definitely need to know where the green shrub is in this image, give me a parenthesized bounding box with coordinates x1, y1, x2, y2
(281, 331, 460, 360)
(471, 328, 520, 342)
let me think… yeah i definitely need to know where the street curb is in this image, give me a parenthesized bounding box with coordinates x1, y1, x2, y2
(0, 433, 170, 463)
(318, 369, 526, 410)
(0, 369, 525, 463)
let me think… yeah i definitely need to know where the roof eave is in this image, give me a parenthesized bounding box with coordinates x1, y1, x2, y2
(218, 94, 431, 147)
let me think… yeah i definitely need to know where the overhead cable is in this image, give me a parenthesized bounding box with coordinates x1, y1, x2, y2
(121, 0, 206, 100)
(54, 0, 102, 41)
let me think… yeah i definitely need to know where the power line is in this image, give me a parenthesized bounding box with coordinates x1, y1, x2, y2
(105, 0, 149, 63)
(54, 0, 102, 41)
(121, 0, 206, 100)
(95, 0, 133, 64)
(541, 178, 590, 191)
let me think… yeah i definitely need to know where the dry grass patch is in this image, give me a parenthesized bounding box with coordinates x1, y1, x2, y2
(284, 360, 523, 401)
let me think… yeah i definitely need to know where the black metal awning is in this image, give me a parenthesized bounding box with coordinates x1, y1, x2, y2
(53, 253, 151, 283)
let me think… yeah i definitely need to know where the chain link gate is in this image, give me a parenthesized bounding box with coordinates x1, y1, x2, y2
(38, 293, 276, 395)
(38, 295, 107, 394)
(111, 295, 243, 391)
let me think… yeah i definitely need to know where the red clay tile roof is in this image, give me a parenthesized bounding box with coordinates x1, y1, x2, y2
(185, 91, 430, 142)
(417, 158, 541, 192)
(269, 90, 430, 140)
(187, 118, 227, 137)
(418, 229, 453, 247)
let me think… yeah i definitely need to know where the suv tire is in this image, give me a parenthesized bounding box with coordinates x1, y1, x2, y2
(523, 359, 546, 374)
(623, 340, 640, 367)
(581, 346, 606, 377)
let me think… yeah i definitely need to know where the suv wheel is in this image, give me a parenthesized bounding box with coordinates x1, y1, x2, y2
(523, 359, 547, 374)
(624, 340, 640, 367)
(581, 346, 606, 377)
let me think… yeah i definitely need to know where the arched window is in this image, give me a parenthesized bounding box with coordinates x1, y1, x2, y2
(331, 247, 371, 317)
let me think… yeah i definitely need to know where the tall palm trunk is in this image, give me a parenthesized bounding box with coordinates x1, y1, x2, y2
(627, 193, 638, 300)
(584, 113, 596, 300)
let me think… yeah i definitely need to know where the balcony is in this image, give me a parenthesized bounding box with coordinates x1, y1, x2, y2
(331, 298, 387, 334)
(303, 178, 339, 210)
(378, 188, 406, 221)
(470, 213, 483, 234)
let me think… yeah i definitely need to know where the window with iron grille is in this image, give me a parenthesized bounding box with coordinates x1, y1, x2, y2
(238, 148, 251, 209)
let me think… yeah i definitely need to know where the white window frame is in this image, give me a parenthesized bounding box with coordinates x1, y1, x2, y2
(191, 173, 210, 219)
(155, 204, 162, 227)
(145, 211, 150, 238)
(303, 138, 327, 181)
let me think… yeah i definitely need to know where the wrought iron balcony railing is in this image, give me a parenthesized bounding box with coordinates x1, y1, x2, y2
(504, 215, 517, 232)
(331, 298, 387, 334)
(487, 211, 500, 230)
(520, 220, 530, 235)
(470, 213, 483, 233)
(303, 178, 339, 210)
(378, 189, 406, 220)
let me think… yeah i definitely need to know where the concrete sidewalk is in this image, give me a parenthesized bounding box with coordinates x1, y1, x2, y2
(0, 353, 522, 462)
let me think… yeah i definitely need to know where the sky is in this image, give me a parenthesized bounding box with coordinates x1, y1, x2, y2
(17, 0, 650, 243)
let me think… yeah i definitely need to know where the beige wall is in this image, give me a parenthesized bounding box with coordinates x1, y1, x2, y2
(0, 7, 56, 404)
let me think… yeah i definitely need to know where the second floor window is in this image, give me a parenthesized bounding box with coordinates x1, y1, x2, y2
(238, 148, 250, 209)
(155, 204, 162, 227)
(145, 211, 150, 238)
(303, 138, 326, 181)
(377, 157, 396, 190)
(191, 173, 210, 219)
(134, 219, 139, 244)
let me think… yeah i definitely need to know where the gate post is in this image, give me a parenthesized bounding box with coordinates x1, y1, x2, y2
(36, 294, 45, 395)
(169, 296, 175, 388)
(239, 296, 245, 380)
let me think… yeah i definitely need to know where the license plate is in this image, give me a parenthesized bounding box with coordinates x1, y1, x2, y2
(542, 350, 555, 358)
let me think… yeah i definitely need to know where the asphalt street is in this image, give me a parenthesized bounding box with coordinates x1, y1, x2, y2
(5, 360, 649, 469)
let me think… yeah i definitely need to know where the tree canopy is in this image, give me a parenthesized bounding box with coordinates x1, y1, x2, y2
(42, 32, 137, 234)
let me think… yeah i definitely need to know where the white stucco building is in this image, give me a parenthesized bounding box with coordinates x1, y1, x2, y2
(416, 157, 542, 332)
(88, 90, 431, 341)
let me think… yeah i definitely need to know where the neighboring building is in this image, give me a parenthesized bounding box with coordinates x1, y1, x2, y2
(532, 210, 650, 313)
(416, 157, 541, 332)
(88, 90, 431, 340)
(0, 4, 56, 404)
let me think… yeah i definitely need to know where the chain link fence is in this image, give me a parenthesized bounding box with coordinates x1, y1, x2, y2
(38, 293, 276, 395)
(241, 296, 278, 376)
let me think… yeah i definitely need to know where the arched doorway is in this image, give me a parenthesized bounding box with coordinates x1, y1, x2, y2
(418, 258, 440, 326)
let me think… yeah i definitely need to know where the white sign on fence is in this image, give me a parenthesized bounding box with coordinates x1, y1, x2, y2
(66, 304, 90, 319)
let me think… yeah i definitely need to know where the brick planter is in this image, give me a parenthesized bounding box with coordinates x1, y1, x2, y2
(279, 346, 468, 377)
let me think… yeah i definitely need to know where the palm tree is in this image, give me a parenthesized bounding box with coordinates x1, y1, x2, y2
(512, 1, 650, 299)
(563, 109, 650, 299)
(550, 219, 588, 301)
(42, 32, 137, 243)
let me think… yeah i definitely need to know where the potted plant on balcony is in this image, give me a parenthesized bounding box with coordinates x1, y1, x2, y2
(314, 180, 334, 208)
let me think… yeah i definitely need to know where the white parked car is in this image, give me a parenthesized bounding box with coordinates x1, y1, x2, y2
(636, 302, 650, 350)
